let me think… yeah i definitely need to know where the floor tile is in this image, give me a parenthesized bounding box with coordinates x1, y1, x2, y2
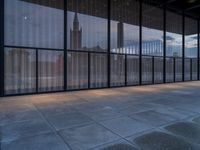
(46, 112, 94, 130)
(133, 131, 198, 150)
(59, 123, 120, 150)
(0, 109, 42, 125)
(1, 133, 70, 150)
(99, 117, 153, 137)
(1, 119, 52, 143)
(35, 102, 77, 117)
(82, 107, 122, 122)
(118, 103, 154, 115)
(193, 116, 200, 124)
(130, 110, 176, 127)
(92, 140, 138, 150)
(165, 122, 200, 144)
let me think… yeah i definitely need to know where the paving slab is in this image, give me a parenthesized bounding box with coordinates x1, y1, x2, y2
(153, 107, 195, 120)
(1, 133, 70, 150)
(1, 119, 52, 143)
(99, 117, 153, 137)
(59, 123, 120, 150)
(46, 112, 94, 130)
(133, 131, 198, 150)
(165, 122, 200, 144)
(35, 102, 77, 117)
(118, 103, 154, 115)
(130, 110, 176, 127)
(0, 109, 42, 125)
(81, 107, 122, 122)
(193, 116, 200, 124)
(92, 140, 138, 150)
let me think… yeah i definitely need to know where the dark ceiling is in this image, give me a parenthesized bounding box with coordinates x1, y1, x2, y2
(21, 0, 200, 35)
(148, 0, 200, 18)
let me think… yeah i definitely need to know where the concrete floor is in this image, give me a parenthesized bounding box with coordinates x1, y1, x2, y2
(1, 82, 200, 150)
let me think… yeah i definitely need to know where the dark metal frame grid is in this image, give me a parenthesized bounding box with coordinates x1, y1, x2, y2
(0, 0, 200, 96)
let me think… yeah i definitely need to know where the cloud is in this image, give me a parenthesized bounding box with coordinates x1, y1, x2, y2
(166, 36, 175, 41)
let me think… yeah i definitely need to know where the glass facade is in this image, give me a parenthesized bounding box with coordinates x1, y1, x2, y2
(4, 48, 36, 94)
(185, 17, 198, 80)
(1, 0, 200, 95)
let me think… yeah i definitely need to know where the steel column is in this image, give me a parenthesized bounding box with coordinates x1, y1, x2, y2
(125, 54, 127, 86)
(163, 5, 166, 83)
(0, 0, 4, 96)
(88, 52, 91, 88)
(139, 0, 142, 85)
(198, 20, 200, 80)
(107, 0, 111, 88)
(64, 0, 67, 90)
(152, 56, 154, 84)
(182, 12, 185, 81)
(174, 57, 176, 82)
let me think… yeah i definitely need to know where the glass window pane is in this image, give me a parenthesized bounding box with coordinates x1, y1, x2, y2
(111, 0, 139, 54)
(5, 48, 36, 94)
(185, 17, 198, 81)
(110, 54, 125, 86)
(192, 58, 198, 80)
(184, 58, 191, 81)
(142, 4, 163, 56)
(5, 0, 64, 49)
(67, 0, 108, 52)
(154, 57, 163, 83)
(90, 53, 107, 88)
(175, 58, 182, 81)
(166, 11, 182, 57)
(142, 56, 153, 84)
(166, 57, 174, 83)
(38, 50, 64, 92)
(185, 17, 198, 58)
(67, 52, 88, 89)
(127, 55, 139, 85)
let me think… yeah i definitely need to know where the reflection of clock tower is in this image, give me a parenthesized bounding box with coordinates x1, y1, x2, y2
(70, 12, 82, 49)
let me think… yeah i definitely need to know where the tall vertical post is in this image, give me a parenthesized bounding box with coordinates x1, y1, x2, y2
(64, 0, 67, 91)
(0, 0, 4, 96)
(174, 57, 176, 82)
(125, 54, 127, 86)
(197, 20, 200, 80)
(88, 52, 90, 88)
(163, 5, 166, 83)
(36, 49, 38, 93)
(152, 56, 154, 84)
(182, 11, 185, 81)
(107, 0, 111, 88)
(190, 58, 192, 81)
(139, 0, 142, 85)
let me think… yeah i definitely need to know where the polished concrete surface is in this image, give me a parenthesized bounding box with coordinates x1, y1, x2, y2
(1, 81, 200, 150)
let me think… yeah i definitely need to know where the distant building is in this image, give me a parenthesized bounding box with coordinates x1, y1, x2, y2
(70, 12, 82, 49)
